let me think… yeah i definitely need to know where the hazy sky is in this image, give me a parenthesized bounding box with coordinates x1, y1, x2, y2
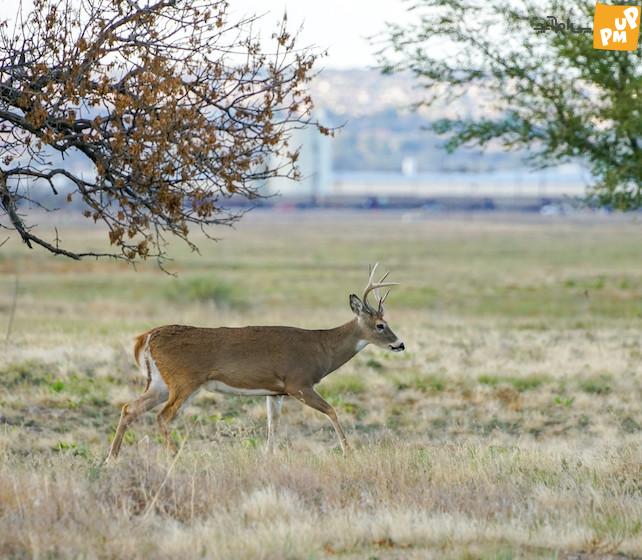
(4, 0, 413, 69)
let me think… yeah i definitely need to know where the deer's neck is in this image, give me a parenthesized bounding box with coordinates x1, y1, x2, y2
(320, 318, 366, 378)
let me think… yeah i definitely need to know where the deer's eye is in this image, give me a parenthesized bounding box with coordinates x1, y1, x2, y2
(376, 323, 385, 332)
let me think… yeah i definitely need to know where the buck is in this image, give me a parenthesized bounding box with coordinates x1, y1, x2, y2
(106, 264, 404, 460)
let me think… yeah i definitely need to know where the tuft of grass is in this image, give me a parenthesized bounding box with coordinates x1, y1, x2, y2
(393, 372, 446, 393)
(478, 373, 549, 392)
(0, 360, 52, 387)
(163, 275, 245, 308)
(365, 358, 384, 371)
(510, 375, 548, 392)
(478, 375, 502, 387)
(319, 373, 366, 398)
(579, 374, 612, 395)
(553, 395, 575, 408)
(620, 416, 641, 433)
(54, 441, 92, 460)
(482, 416, 521, 435)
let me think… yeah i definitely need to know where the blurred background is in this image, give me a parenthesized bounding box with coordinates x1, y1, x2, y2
(3, 0, 592, 214)
(219, 0, 588, 212)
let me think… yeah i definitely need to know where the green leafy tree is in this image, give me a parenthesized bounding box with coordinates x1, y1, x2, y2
(380, 0, 642, 208)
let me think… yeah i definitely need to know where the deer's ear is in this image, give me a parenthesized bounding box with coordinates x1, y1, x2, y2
(349, 294, 365, 315)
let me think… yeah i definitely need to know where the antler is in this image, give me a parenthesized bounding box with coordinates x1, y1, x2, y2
(362, 263, 399, 314)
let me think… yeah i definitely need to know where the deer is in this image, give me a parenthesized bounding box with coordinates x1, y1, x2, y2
(105, 264, 404, 461)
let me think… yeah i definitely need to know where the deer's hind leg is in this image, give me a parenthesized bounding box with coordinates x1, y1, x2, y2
(156, 382, 201, 453)
(106, 386, 168, 462)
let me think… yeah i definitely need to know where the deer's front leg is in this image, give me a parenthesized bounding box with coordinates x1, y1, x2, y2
(265, 395, 284, 453)
(106, 386, 167, 462)
(290, 386, 349, 455)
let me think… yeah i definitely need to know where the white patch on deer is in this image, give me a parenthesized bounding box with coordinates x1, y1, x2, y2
(204, 380, 281, 396)
(355, 340, 369, 352)
(142, 335, 169, 397)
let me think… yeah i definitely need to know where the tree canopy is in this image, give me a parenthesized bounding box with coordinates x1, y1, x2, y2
(380, 0, 642, 209)
(0, 0, 323, 263)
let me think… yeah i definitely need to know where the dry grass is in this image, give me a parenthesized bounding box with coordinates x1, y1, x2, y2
(1, 441, 640, 559)
(1, 212, 641, 558)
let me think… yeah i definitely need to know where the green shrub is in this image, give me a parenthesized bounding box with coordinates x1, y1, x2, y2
(164, 276, 245, 308)
(50, 379, 65, 393)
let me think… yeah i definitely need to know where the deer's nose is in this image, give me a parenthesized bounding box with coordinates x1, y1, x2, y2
(389, 341, 405, 352)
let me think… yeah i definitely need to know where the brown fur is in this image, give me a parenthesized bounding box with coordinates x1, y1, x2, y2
(147, 321, 368, 395)
(105, 293, 403, 461)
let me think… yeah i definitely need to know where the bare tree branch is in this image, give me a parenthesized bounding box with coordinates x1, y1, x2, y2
(0, 0, 327, 264)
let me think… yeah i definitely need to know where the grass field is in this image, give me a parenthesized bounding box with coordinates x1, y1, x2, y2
(1, 211, 641, 559)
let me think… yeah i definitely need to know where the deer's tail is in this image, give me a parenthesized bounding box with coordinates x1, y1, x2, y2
(133, 330, 154, 391)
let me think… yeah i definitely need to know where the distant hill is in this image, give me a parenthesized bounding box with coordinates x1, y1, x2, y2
(310, 69, 526, 173)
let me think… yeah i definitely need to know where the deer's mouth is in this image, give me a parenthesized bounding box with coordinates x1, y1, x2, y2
(389, 342, 405, 352)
